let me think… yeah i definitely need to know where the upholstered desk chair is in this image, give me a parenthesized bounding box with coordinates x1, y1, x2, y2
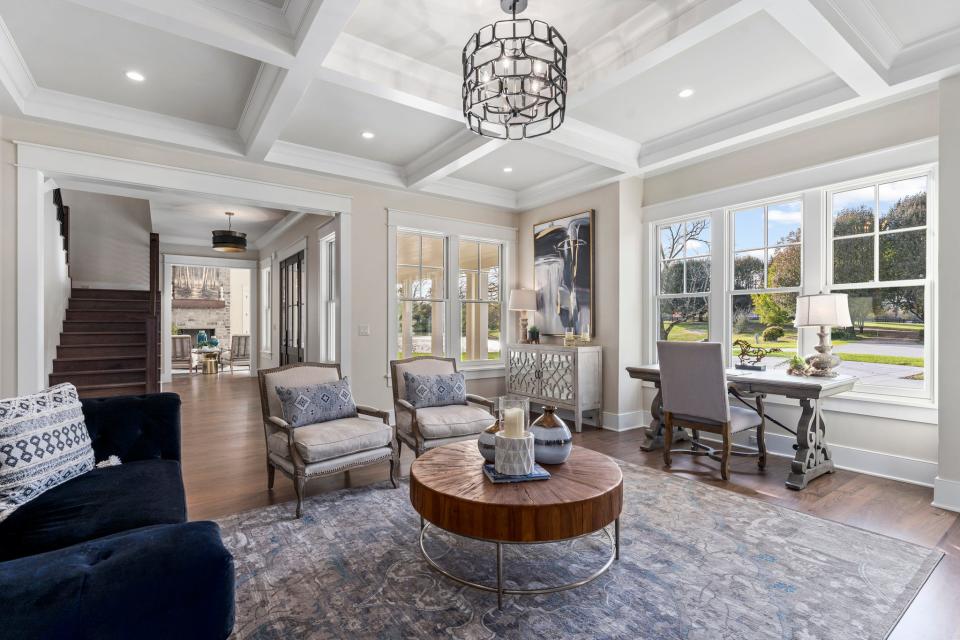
(390, 356, 496, 458)
(171, 335, 195, 373)
(258, 362, 398, 518)
(657, 341, 767, 480)
(221, 335, 250, 373)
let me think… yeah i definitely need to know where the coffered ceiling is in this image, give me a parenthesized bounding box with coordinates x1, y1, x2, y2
(0, 0, 958, 211)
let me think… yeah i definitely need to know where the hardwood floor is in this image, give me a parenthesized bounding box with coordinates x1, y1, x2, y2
(168, 373, 960, 639)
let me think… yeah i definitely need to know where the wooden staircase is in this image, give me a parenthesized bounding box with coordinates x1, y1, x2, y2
(48, 231, 161, 399)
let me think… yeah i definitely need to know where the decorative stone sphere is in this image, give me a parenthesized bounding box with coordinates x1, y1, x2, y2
(530, 406, 573, 465)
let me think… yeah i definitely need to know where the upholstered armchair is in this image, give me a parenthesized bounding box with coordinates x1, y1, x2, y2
(221, 335, 250, 373)
(390, 356, 496, 458)
(257, 362, 399, 518)
(171, 334, 195, 373)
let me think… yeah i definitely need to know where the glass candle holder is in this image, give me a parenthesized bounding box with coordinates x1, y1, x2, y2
(498, 396, 529, 439)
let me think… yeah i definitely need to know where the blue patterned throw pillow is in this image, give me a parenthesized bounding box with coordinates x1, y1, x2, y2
(0, 383, 95, 522)
(403, 372, 467, 409)
(276, 378, 358, 428)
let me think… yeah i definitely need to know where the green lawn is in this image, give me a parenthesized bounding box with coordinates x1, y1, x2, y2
(862, 321, 923, 332)
(662, 322, 708, 342)
(836, 353, 924, 367)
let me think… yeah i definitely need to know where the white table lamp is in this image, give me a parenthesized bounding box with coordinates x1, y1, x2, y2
(794, 293, 852, 377)
(508, 289, 537, 343)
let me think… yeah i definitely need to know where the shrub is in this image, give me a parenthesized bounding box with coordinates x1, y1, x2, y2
(733, 311, 751, 334)
(762, 326, 785, 342)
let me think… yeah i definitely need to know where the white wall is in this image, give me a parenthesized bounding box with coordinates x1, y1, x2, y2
(638, 91, 944, 485)
(1, 120, 17, 396)
(63, 189, 152, 290)
(935, 75, 960, 510)
(257, 193, 516, 411)
(229, 268, 251, 338)
(518, 183, 625, 424)
(43, 189, 70, 377)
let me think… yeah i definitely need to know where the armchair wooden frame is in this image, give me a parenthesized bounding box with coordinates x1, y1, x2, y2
(663, 391, 767, 481)
(258, 362, 399, 518)
(390, 356, 496, 458)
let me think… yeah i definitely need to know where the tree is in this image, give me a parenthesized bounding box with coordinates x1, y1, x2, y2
(847, 294, 875, 334)
(833, 191, 926, 324)
(733, 254, 764, 291)
(752, 293, 791, 327)
(658, 220, 711, 340)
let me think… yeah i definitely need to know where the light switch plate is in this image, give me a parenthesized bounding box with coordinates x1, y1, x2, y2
(358, 324, 371, 336)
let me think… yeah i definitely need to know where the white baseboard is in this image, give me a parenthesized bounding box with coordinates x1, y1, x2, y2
(601, 410, 648, 432)
(696, 431, 937, 488)
(933, 476, 960, 513)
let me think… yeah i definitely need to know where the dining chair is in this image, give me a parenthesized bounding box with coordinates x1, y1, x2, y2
(657, 341, 766, 480)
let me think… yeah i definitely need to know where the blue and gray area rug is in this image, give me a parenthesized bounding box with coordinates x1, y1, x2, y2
(217, 460, 941, 640)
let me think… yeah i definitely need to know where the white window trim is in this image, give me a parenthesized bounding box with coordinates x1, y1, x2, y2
(259, 258, 272, 355)
(654, 215, 714, 343)
(645, 161, 939, 413)
(386, 209, 517, 384)
(822, 165, 937, 403)
(724, 194, 805, 367)
(317, 227, 337, 363)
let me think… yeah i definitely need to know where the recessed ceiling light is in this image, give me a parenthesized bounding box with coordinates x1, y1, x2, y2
(125, 70, 145, 83)
(678, 88, 694, 98)
(361, 131, 375, 139)
(503, 167, 513, 173)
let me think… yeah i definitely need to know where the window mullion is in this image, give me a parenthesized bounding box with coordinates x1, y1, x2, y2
(447, 235, 458, 361)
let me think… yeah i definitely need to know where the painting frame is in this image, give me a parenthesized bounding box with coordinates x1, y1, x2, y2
(532, 209, 595, 337)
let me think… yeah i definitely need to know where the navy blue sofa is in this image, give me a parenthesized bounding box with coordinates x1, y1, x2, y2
(0, 393, 235, 640)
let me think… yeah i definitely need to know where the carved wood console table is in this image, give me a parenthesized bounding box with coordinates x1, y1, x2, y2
(626, 365, 856, 490)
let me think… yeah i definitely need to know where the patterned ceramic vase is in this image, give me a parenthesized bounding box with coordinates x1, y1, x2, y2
(494, 431, 535, 476)
(477, 421, 500, 463)
(530, 406, 573, 464)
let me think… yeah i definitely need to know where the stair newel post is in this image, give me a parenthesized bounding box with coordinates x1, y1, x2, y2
(146, 233, 160, 393)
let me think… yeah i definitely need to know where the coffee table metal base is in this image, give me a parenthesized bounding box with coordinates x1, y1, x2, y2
(418, 519, 620, 609)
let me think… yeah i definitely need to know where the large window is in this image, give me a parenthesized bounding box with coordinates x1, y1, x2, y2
(730, 199, 802, 366)
(396, 230, 446, 359)
(394, 226, 508, 365)
(656, 217, 710, 342)
(652, 165, 936, 404)
(459, 239, 501, 361)
(828, 173, 930, 396)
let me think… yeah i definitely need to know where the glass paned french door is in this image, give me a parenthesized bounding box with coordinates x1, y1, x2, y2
(279, 250, 305, 365)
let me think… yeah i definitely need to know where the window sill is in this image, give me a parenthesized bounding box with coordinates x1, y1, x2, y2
(638, 380, 937, 424)
(762, 392, 937, 424)
(460, 363, 506, 380)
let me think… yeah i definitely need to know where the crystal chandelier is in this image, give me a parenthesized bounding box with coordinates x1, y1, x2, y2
(462, 0, 567, 140)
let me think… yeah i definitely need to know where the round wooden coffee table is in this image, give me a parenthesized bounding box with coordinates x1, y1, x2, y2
(410, 441, 623, 608)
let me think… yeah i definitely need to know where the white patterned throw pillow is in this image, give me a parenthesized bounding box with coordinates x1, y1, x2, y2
(0, 383, 95, 522)
(403, 372, 467, 409)
(275, 378, 358, 428)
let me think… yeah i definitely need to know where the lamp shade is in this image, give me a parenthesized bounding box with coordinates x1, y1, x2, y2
(508, 289, 537, 312)
(794, 293, 852, 328)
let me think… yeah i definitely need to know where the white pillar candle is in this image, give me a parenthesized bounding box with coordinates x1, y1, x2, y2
(503, 407, 525, 438)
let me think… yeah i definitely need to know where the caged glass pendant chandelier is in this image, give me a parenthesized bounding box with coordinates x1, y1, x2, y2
(462, 0, 567, 140)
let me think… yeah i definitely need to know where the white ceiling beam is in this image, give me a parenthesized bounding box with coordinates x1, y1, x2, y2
(528, 120, 640, 174)
(266, 140, 405, 187)
(419, 177, 517, 211)
(241, 0, 361, 161)
(516, 164, 622, 211)
(763, 0, 889, 96)
(568, 0, 764, 109)
(637, 82, 938, 175)
(404, 131, 506, 190)
(63, 0, 297, 68)
(320, 35, 641, 173)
